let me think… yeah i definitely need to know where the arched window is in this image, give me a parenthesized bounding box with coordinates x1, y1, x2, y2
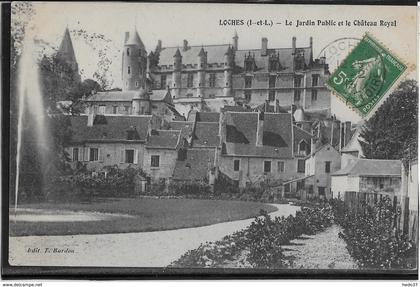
(298, 140, 308, 156)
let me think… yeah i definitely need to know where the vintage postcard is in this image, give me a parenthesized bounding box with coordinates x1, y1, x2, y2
(4, 1, 418, 278)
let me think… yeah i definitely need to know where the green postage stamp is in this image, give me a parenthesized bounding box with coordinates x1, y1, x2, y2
(326, 33, 407, 117)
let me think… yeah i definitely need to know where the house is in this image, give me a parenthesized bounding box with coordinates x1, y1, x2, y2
(143, 129, 182, 183)
(66, 114, 159, 170)
(331, 159, 402, 199)
(218, 111, 311, 188)
(172, 149, 216, 183)
(340, 125, 365, 168)
(83, 88, 184, 122)
(304, 143, 341, 199)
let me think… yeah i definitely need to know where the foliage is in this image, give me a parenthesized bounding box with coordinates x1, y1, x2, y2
(41, 166, 147, 202)
(360, 80, 418, 160)
(171, 206, 334, 268)
(39, 54, 101, 113)
(331, 198, 416, 269)
(69, 28, 119, 89)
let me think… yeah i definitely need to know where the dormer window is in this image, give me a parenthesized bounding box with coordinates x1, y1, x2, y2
(244, 52, 256, 72)
(126, 48, 130, 56)
(269, 55, 280, 72)
(128, 66, 131, 75)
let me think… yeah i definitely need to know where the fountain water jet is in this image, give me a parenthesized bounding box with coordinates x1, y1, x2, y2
(14, 28, 50, 217)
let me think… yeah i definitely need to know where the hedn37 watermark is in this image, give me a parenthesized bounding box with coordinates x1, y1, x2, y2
(326, 33, 407, 117)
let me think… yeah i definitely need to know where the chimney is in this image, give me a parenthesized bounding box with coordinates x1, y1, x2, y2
(124, 32, 129, 43)
(183, 40, 189, 51)
(292, 36, 296, 54)
(339, 121, 352, 149)
(310, 137, 317, 155)
(275, 99, 280, 113)
(233, 31, 238, 51)
(157, 40, 162, 51)
(261, 37, 268, 56)
(87, 108, 95, 127)
(309, 37, 313, 64)
(256, 111, 264, 146)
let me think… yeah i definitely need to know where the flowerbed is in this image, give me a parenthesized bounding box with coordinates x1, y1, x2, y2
(331, 198, 416, 269)
(170, 206, 334, 268)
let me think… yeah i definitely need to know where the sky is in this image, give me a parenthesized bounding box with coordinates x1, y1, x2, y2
(23, 2, 417, 121)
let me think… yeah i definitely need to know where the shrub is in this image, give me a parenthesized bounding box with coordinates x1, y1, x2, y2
(331, 197, 416, 269)
(44, 165, 145, 201)
(171, 206, 334, 268)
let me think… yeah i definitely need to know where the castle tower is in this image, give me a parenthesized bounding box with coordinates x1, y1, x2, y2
(223, 46, 234, 97)
(122, 27, 147, 91)
(172, 48, 182, 98)
(197, 47, 207, 97)
(57, 27, 81, 82)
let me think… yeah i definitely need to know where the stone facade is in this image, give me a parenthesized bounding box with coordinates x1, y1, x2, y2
(331, 159, 402, 199)
(304, 143, 342, 199)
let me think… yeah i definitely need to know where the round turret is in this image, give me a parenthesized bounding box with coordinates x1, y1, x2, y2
(122, 27, 147, 91)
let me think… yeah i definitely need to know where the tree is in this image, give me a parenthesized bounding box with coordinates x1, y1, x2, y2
(359, 80, 418, 160)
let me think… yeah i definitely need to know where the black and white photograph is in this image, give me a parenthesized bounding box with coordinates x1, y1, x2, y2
(3, 1, 418, 279)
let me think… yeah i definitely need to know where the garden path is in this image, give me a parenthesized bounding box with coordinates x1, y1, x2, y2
(282, 224, 357, 269)
(9, 203, 300, 267)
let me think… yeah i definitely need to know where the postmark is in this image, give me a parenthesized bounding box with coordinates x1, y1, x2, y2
(318, 37, 361, 72)
(326, 33, 407, 117)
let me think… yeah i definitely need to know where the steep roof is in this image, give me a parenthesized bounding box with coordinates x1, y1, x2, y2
(195, 112, 220, 122)
(192, 122, 220, 148)
(146, 130, 180, 149)
(125, 28, 145, 49)
(332, 159, 401, 177)
(157, 44, 312, 72)
(255, 102, 289, 113)
(85, 89, 171, 104)
(158, 44, 230, 66)
(223, 112, 293, 158)
(168, 121, 194, 138)
(57, 27, 77, 66)
(172, 149, 215, 181)
(85, 91, 142, 102)
(69, 115, 151, 143)
(293, 125, 313, 154)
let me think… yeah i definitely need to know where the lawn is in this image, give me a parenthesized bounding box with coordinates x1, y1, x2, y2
(9, 197, 277, 236)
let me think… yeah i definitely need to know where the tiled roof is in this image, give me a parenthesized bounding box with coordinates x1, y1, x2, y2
(69, 115, 152, 143)
(221, 106, 253, 112)
(196, 112, 220, 122)
(332, 159, 401, 177)
(293, 125, 313, 154)
(158, 44, 312, 73)
(146, 130, 180, 149)
(158, 44, 230, 66)
(192, 122, 220, 148)
(255, 102, 289, 113)
(150, 89, 170, 102)
(168, 121, 194, 139)
(85, 91, 141, 102)
(223, 112, 293, 158)
(172, 149, 215, 181)
(86, 89, 171, 103)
